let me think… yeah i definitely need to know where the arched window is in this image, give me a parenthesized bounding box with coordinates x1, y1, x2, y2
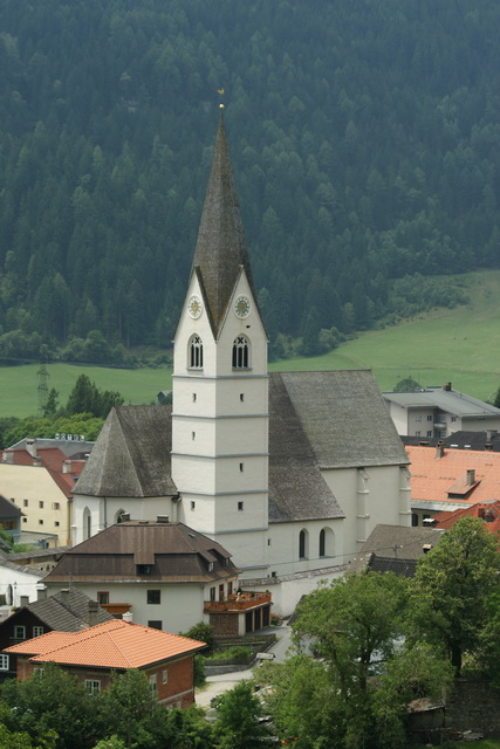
(319, 527, 335, 558)
(189, 335, 203, 369)
(83, 507, 92, 540)
(232, 335, 250, 369)
(299, 529, 308, 560)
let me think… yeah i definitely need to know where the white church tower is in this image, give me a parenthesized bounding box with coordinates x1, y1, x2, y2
(172, 116, 269, 576)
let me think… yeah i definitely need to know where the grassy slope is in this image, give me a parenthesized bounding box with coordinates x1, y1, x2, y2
(1, 270, 500, 418)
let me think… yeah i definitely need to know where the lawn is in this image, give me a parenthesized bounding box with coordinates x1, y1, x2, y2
(2, 269, 500, 418)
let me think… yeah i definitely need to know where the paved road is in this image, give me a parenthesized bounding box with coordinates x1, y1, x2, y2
(195, 621, 293, 708)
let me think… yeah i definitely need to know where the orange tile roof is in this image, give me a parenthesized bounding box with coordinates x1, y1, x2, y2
(5, 620, 205, 669)
(407, 445, 500, 505)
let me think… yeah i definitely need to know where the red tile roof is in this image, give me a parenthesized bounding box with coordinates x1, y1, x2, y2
(407, 445, 500, 506)
(5, 619, 205, 669)
(434, 501, 500, 536)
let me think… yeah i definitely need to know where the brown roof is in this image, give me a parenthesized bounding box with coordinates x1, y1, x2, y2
(5, 619, 204, 669)
(43, 521, 237, 584)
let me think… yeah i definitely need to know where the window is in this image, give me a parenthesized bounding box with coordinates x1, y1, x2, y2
(138, 564, 152, 575)
(237, 501, 244, 511)
(219, 584, 225, 601)
(228, 581, 233, 597)
(415, 431, 421, 437)
(190, 501, 196, 510)
(0, 655, 9, 671)
(39, 501, 44, 508)
(97, 592, 109, 605)
(23, 499, 28, 507)
(149, 673, 157, 699)
(451, 416, 457, 422)
(33, 626, 44, 638)
(240, 393, 245, 402)
(38, 519, 44, 525)
(411, 513, 419, 527)
(189, 335, 203, 369)
(299, 529, 308, 560)
(148, 620, 162, 630)
(267, 538, 271, 546)
(426, 430, 432, 437)
(319, 529, 326, 558)
(85, 679, 101, 695)
(427, 415, 433, 422)
(192, 393, 197, 402)
(14, 626, 26, 640)
(239, 463, 244, 472)
(55, 521, 60, 527)
(162, 668, 169, 684)
(415, 416, 422, 423)
(210, 587, 216, 602)
(192, 431, 196, 440)
(147, 590, 161, 604)
(52, 502, 60, 510)
(232, 335, 250, 369)
(83, 507, 92, 540)
(22, 517, 27, 523)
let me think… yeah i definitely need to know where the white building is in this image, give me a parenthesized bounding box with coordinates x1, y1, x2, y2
(72, 117, 410, 614)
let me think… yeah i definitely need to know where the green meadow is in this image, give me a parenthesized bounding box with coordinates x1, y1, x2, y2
(1, 270, 500, 418)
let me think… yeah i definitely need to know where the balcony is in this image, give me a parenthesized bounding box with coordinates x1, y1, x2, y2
(100, 602, 132, 616)
(204, 590, 271, 614)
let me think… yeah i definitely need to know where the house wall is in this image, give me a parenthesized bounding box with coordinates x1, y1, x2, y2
(385, 402, 409, 435)
(0, 464, 68, 545)
(407, 408, 435, 438)
(44, 580, 220, 634)
(0, 565, 42, 610)
(462, 416, 500, 432)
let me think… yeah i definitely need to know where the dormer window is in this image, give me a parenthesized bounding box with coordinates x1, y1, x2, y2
(232, 335, 250, 369)
(208, 562, 214, 572)
(137, 564, 152, 575)
(189, 335, 203, 369)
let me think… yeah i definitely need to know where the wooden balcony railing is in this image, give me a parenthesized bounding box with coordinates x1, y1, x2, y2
(204, 590, 271, 614)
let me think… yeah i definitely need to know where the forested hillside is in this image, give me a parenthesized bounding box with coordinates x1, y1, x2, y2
(0, 0, 499, 361)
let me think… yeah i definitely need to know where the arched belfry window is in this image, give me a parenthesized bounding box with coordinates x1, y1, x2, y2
(232, 335, 250, 369)
(189, 335, 203, 369)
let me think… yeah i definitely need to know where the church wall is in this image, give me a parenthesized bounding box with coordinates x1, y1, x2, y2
(71, 495, 176, 544)
(265, 518, 345, 578)
(211, 528, 269, 574)
(321, 464, 410, 562)
(180, 492, 268, 536)
(172, 416, 267, 456)
(173, 378, 268, 419)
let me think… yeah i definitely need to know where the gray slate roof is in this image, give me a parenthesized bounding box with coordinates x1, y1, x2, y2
(74, 371, 406, 522)
(350, 524, 445, 576)
(383, 387, 500, 417)
(268, 375, 343, 522)
(44, 521, 237, 584)
(23, 589, 112, 631)
(75, 405, 176, 498)
(192, 116, 256, 336)
(280, 370, 409, 468)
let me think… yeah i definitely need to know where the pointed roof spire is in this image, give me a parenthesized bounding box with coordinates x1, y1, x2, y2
(192, 115, 255, 334)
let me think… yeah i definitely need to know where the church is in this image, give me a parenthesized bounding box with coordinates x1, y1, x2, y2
(72, 117, 410, 611)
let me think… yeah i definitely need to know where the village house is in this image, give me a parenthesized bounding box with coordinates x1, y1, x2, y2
(0, 437, 92, 546)
(407, 443, 500, 526)
(43, 520, 271, 635)
(0, 588, 112, 680)
(384, 384, 500, 439)
(4, 618, 205, 707)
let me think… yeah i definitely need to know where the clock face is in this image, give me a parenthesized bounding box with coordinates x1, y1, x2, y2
(234, 295, 251, 319)
(188, 295, 203, 320)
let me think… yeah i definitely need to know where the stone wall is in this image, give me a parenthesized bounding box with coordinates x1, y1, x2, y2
(445, 679, 500, 737)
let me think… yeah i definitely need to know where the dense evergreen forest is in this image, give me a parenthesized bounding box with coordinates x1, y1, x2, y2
(0, 0, 499, 362)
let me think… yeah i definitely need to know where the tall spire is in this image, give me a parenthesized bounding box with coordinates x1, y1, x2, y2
(192, 116, 255, 335)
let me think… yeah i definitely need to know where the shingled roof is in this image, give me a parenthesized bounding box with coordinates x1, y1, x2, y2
(268, 375, 343, 522)
(21, 589, 112, 631)
(44, 521, 237, 584)
(192, 116, 256, 336)
(75, 406, 176, 498)
(279, 370, 409, 468)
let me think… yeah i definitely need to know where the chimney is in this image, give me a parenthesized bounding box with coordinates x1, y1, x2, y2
(443, 382, 452, 391)
(62, 460, 71, 474)
(122, 610, 133, 623)
(466, 469, 476, 486)
(36, 584, 47, 601)
(20, 595, 29, 607)
(156, 515, 169, 523)
(422, 517, 436, 527)
(88, 600, 99, 627)
(435, 442, 445, 459)
(59, 588, 70, 605)
(422, 543, 433, 554)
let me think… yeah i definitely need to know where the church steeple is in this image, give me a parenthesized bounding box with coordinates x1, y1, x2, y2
(192, 116, 255, 336)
